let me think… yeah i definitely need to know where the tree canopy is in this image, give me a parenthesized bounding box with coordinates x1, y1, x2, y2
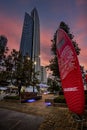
(0, 44, 40, 90)
(48, 21, 81, 78)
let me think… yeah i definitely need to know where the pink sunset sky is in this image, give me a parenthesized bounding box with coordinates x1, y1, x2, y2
(0, 0, 87, 70)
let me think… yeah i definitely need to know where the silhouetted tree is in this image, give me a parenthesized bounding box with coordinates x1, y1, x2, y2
(4, 49, 39, 94)
(0, 35, 9, 86)
(48, 21, 81, 78)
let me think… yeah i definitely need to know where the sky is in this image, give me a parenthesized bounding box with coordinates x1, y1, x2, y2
(0, 0, 87, 70)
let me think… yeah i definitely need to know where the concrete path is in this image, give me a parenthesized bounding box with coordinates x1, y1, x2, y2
(0, 94, 87, 130)
(0, 108, 44, 130)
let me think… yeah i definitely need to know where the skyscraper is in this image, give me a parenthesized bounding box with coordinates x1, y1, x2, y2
(20, 12, 33, 58)
(0, 35, 7, 56)
(40, 66, 47, 84)
(20, 8, 40, 73)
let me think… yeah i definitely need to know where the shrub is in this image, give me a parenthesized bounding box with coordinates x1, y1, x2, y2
(59, 90, 64, 95)
(4, 95, 20, 100)
(54, 95, 66, 103)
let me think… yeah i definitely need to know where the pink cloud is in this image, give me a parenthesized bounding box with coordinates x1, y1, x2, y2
(76, 33, 86, 48)
(76, 0, 87, 6)
(71, 31, 87, 70)
(0, 12, 53, 66)
(1, 9, 86, 70)
(41, 51, 52, 66)
(73, 15, 87, 70)
(74, 16, 87, 31)
(78, 54, 87, 70)
(40, 27, 53, 45)
(0, 12, 22, 52)
(40, 27, 53, 66)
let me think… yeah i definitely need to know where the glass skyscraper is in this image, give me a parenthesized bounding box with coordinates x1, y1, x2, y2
(20, 12, 33, 58)
(20, 8, 40, 73)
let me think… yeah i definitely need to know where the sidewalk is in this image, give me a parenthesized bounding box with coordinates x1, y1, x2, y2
(0, 94, 56, 117)
(39, 108, 87, 130)
(0, 94, 87, 130)
(0, 108, 44, 130)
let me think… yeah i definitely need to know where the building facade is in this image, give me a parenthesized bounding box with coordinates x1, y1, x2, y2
(20, 8, 40, 74)
(20, 12, 33, 58)
(40, 66, 47, 84)
(0, 35, 7, 54)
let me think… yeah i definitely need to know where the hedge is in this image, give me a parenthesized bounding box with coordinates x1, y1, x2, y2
(54, 95, 66, 103)
(4, 95, 20, 100)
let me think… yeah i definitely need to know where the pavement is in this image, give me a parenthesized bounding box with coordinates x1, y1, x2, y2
(0, 94, 87, 130)
(0, 108, 43, 130)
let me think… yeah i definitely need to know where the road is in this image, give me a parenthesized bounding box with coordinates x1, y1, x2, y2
(0, 108, 44, 130)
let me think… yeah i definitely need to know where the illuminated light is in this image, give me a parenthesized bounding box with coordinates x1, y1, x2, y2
(34, 61, 37, 65)
(39, 55, 41, 58)
(26, 99, 36, 103)
(27, 57, 30, 60)
(45, 102, 52, 106)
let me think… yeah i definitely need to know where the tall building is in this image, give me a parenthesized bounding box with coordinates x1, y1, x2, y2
(40, 66, 47, 84)
(0, 35, 7, 54)
(20, 8, 40, 73)
(20, 12, 33, 58)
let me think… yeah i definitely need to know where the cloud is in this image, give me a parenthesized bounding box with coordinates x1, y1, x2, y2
(0, 11, 53, 66)
(72, 14, 87, 70)
(0, 0, 87, 69)
(40, 27, 54, 66)
(76, 0, 87, 6)
(0, 12, 22, 52)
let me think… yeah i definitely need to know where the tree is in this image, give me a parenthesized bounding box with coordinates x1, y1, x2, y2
(31, 71, 40, 92)
(47, 77, 60, 92)
(49, 31, 60, 77)
(4, 49, 40, 95)
(8, 50, 33, 95)
(0, 35, 9, 86)
(48, 21, 81, 78)
(59, 21, 80, 55)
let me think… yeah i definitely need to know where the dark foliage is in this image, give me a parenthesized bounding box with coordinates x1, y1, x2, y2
(47, 21, 81, 78)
